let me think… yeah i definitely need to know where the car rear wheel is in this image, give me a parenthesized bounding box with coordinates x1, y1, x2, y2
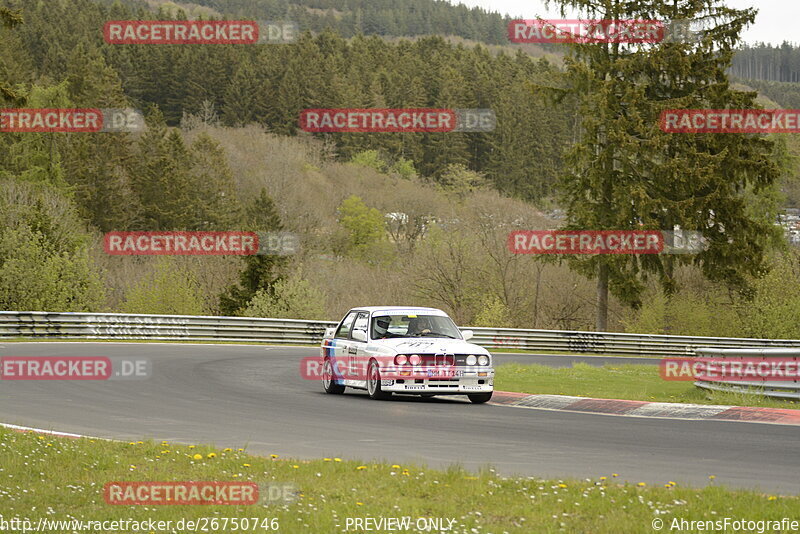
(322, 358, 345, 394)
(468, 392, 492, 404)
(366, 360, 391, 400)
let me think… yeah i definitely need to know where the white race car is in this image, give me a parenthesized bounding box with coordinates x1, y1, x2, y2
(320, 306, 494, 403)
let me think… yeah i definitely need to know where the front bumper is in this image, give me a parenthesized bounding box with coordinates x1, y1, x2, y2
(380, 367, 494, 394)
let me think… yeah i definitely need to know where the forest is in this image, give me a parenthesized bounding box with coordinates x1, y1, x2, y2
(1, 0, 800, 339)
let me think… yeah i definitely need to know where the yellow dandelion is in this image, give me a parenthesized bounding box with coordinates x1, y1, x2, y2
(356, 502, 363, 506)
(193, 454, 202, 460)
(237, 448, 244, 452)
(334, 458, 342, 462)
(558, 484, 567, 488)
(188, 445, 195, 449)
(271, 454, 279, 459)
(137, 441, 143, 445)
(323, 458, 332, 462)
(293, 465, 300, 469)
(599, 477, 607, 481)
(768, 496, 777, 501)
(391, 464, 400, 469)
(356, 466, 367, 470)
(612, 473, 619, 477)
(637, 482, 646, 487)
(161, 450, 169, 454)
(161, 441, 168, 446)
(243, 463, 251, 467)
(128, 442, 136, 445)
(664, 484, 671, 488)
(224, 448, 232, 452)
(709, 475, 716, 480)
(233, 474, 239, 478)
(668, 481, 676, 486)
(130, 465, 137, 469)
(37, 436, 45, 440)
(207, 453, 217, 459)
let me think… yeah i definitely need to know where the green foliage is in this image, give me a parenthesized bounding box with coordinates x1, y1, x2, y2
(435, 163, 487, 198)
(0, 6, 24, 105)
(389, 157, 417, 180)
(121, 258, 205, 315)
(349, 150, 386, 173)
(623, 290, 742, 338)
(219, 189, 287, 316)
(0, 226, 104, 312)
(242, 273, 328, 320)
(472, 295, 512, 328)
(555, 0, 779, 330)
(337, 195, 387, 256)
(740, 254, 800, 339)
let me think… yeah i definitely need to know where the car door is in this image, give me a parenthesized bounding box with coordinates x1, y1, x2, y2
(349, 312, 370, 382)
(331, 311, 357, 382)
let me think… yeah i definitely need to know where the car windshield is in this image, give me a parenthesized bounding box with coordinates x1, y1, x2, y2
(370, 314, 462, 340)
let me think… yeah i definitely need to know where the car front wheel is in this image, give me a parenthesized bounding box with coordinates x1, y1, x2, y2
(468, 392, 492, 404)
(366, 360, 391, 400)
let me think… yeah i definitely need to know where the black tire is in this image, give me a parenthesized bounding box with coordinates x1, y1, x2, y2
(366, 360, 391, 400)
(322, 357, 346, 394)
(468, 392, 493, 404)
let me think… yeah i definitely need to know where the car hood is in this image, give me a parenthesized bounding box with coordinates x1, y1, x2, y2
(371, 337, 488, 355)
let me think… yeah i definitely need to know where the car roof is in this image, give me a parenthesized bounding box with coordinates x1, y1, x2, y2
(349, 306, 448, 316)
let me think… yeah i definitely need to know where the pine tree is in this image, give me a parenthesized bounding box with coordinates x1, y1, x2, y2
(551, 0, 780, 330)
(219, 189, 288, 316)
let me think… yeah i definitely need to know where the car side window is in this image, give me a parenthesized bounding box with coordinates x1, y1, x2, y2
(352, 312, 369, 340)
(335, 312, 357, 339)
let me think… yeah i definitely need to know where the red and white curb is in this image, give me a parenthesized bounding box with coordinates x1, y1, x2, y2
(490, 391, 800, 426)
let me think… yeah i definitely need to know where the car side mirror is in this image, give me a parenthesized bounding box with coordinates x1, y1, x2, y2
(352, 329, 367, 342)
(461, 329, 474, 341)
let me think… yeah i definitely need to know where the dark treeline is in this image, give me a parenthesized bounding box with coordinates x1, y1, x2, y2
(98, 0, 516, 45)
(2, 0, 573, 205)
(730, 42, 800, 83)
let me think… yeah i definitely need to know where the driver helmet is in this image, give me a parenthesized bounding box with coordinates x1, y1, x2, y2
(374, 317, 391, 337)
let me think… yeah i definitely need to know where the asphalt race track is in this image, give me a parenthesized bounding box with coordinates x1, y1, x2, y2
(1, 343, 797, 493)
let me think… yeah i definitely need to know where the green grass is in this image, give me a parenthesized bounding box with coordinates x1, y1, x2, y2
(495, 363, 800, 410)
(0, 427, 797, 534)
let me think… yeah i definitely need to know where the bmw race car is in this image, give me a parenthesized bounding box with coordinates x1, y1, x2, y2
(320, 306, 494, 403)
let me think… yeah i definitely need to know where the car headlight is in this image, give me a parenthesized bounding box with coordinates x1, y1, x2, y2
(408, 354, 421, 365)
(466, 355, 477, 366)
(395, 355, 407, 365)
(477, 355, 489, 366)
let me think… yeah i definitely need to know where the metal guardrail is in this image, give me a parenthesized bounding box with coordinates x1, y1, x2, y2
(2, 311, 800, 358)
(694, 348, 800, 400)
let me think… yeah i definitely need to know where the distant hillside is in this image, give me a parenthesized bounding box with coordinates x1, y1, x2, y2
(100, 0, 517, 44)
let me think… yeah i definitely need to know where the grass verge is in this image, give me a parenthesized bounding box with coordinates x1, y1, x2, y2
(495, 363, 800, 410)
(0, 427, 797, 533)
